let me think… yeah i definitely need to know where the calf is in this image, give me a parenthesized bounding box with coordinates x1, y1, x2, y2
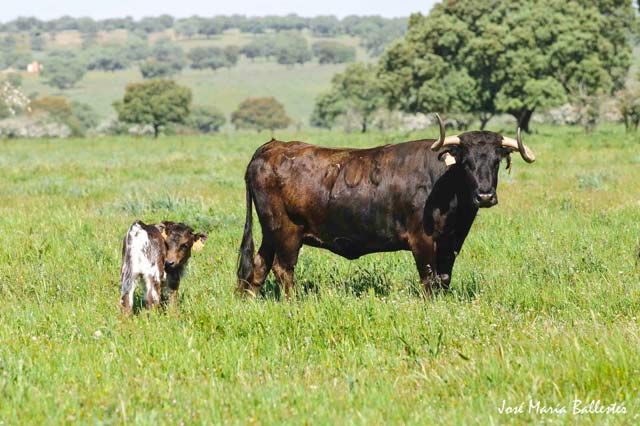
(120, 220, 207, 312)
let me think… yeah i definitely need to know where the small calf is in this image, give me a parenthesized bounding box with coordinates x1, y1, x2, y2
(120, 220, 207, 312)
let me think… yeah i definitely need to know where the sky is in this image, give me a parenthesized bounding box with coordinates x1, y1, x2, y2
(1, 0, 439, 21)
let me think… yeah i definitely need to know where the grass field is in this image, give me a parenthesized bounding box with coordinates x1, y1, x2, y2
(0, 125, 639, 424)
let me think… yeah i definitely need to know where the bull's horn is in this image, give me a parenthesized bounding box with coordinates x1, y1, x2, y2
(431, 113, 461, 151)
(501, 128, 535, 163)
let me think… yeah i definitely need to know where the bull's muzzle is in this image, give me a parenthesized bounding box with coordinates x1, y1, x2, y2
(474, 192, 498, 208)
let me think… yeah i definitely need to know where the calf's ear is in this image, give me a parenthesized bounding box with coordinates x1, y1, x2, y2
(192, 233, 208, 251)
(154, 223, 168, 239)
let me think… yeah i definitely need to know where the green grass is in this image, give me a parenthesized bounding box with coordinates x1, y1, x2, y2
(0, 125, 639, 424)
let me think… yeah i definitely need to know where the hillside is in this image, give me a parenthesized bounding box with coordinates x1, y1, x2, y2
(5, 27, 377, 126)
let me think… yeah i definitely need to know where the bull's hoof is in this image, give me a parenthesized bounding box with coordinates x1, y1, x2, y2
(423, 274, 451, 296)
(436, 274, 451, 291)
(236, 284, 262, 298)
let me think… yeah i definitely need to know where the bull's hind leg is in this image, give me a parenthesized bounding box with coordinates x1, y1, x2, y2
(247, 240, 275, 296)
(272, 257, 291, 299)
(272, 224, 303, 300)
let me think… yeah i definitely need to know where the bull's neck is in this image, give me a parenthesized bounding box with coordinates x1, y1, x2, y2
(433, 165, 478, 215)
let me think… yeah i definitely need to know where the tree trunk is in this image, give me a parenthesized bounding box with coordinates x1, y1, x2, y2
(623, 114, 630, 132)
(361, 120, 367, 133)
(153, 124, 159, 138)
(512, 109, 534, 133)
(479, 112, 493, 130)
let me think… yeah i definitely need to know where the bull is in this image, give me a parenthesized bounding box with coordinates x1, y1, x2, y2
(237, 115, 535, 297)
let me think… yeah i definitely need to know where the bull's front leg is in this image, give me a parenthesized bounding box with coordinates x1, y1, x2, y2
(434, 238, 457, 291)
(409, 234, 438, 295)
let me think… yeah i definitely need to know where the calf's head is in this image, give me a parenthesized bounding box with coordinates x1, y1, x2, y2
(156, 221, 208, 270)
(431, 114, 535, 208)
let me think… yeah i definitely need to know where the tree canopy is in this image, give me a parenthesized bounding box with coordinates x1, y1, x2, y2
(86, 46, 130, 72)
(378, 0, 635, 131)
(312, 41, 356, 64)
(231, 97, 291, 131)
(43, 50, 86, 90)
(114, 79, 192, 137)
(274, 33, 312, 66)
(311, 63, 384, 132)
(188, 46, 239, 71)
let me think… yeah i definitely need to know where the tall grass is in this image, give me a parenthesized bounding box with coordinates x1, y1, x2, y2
(0, 126, 638, 424)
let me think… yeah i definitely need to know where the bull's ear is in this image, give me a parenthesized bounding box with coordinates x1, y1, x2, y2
(437, 147, 459, 166)
(193, 233, 207, 251)
(504, 152, 512, 173)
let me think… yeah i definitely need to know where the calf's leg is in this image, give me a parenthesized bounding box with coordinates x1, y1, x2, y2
(143, 275, 161, 309)
(121, 273, 138, 313)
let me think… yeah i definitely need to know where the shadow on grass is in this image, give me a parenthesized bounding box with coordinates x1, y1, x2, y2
(129, 287, 184, 315)
(256, 265, 482, 302)
(260, 266, 393, 300)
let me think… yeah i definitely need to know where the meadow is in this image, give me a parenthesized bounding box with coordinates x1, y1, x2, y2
(0, 125, 639, 425)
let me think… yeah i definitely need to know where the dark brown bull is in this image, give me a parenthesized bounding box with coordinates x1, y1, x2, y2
(237, 115, 535, 298)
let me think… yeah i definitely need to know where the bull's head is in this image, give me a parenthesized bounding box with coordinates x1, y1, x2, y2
(430, 114, 535, 208)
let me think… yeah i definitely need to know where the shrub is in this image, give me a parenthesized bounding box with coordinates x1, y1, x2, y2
(274, 33, 311, 66)
(312, 41, 356, 64)
(188, 47, 229, 71)
(240, 37, 275, 60)
(231, 97, 291, 131)
(121, 38, 151, 62)
(30, 96, 97, 136)
(139, 60, 174, 79)
(0, 82, 31, 119)
(188, 106, 227, 133)
(86, 46, 130, 72)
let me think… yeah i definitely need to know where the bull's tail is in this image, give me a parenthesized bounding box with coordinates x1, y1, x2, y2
(236, 177, 255, 292)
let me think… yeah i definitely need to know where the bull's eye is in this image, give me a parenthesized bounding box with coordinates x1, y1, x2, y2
(181, 243, 190, 250)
